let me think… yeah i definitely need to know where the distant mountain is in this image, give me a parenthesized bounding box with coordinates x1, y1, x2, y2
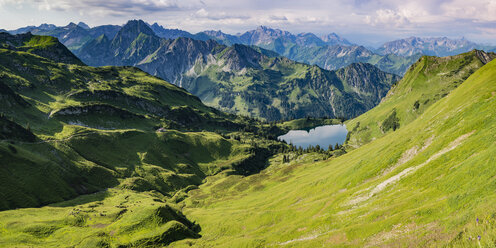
(377, 37, 481, 56)
(77, 22, 90, 29)
(9, 25, 39, 34)
(199, 30, 241, 45)
(76, 20, 399, 121)
(321, 32, 353, 46)
(10, 22, 420, 75)
(7, 22, 121, 51)
(239, 26, 294, 46)
(201, 26, 352, 48)
(285, 44, 422, 75)
(87, 24, 121, 40)
(149, 22, 196, 39)
(8, 21, 496, 76)
(196, 26, 417, 75)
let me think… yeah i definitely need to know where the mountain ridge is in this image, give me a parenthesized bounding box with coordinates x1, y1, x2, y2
(76, 20, 400, 121)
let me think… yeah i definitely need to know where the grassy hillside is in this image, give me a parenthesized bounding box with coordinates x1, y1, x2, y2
(3, 32, 496, 247)
(159, 55, 496, 247)
(0, 46, 268, 208)
(346, 50, 496, 148)
(0, 189, 202, 247)
(0, 45, 252, 134)
(0, 34, 293, 246)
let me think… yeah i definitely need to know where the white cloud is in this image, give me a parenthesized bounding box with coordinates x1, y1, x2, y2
(441, 0, 496, 22)
(1, 0, 495, 44)
(32, 0, 202, 15)
(365, 9, 410, 27)
(195, 8, 249, 20)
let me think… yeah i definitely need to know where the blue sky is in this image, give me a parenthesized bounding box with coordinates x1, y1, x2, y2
(1, 0, 495, 45)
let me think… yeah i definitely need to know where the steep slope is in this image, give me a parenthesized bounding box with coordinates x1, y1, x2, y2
(169, 47, 496, 247)
(76, 34, 111, 66)
(77, 21, 400, 121)
(346, 50, 496, 147)
(275, 43, 421, 76)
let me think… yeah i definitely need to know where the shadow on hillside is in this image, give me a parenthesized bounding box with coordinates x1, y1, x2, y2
(49, 189, 111, 208)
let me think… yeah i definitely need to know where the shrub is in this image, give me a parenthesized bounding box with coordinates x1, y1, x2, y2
(381, 109, 400, 132)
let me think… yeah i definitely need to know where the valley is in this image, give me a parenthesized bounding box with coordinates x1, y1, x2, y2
(1, 5, 496, 247)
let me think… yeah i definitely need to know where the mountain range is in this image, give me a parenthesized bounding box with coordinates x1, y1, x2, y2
(377, 36, 489, 56)
(8, 21, 495, 77)
(8, 22, 121, 51)
(72, 20, 400, 121)
(2, 27, 496, 246)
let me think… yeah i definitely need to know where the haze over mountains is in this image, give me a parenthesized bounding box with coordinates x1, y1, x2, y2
(5, 19, 495, 122)
(6, 20, 496, 76)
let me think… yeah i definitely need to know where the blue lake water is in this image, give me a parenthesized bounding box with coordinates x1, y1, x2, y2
(277, 124, 348, 150)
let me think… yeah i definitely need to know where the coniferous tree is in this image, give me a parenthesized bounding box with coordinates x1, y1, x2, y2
(328, 144, 334, 151)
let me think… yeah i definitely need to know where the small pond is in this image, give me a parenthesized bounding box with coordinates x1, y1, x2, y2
(277, 124, 348, 150)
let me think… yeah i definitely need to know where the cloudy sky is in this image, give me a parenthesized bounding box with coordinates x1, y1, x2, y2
(1, 0, 495, 46)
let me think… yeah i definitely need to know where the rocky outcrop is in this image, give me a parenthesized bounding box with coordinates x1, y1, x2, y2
(50, 104, 142, 119)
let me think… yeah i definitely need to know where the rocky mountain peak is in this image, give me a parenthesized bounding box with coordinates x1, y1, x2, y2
(219, 44, 265, 70)
(111, 19, 157, 50)
(321, 32, 352, 46)
(120, 20, 156, 37)
(77, 22, 90, 29)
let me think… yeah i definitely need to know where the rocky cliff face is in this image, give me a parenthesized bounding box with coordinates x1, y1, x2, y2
(137, 38, 219, 85)
(336, 62, 398, 105)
